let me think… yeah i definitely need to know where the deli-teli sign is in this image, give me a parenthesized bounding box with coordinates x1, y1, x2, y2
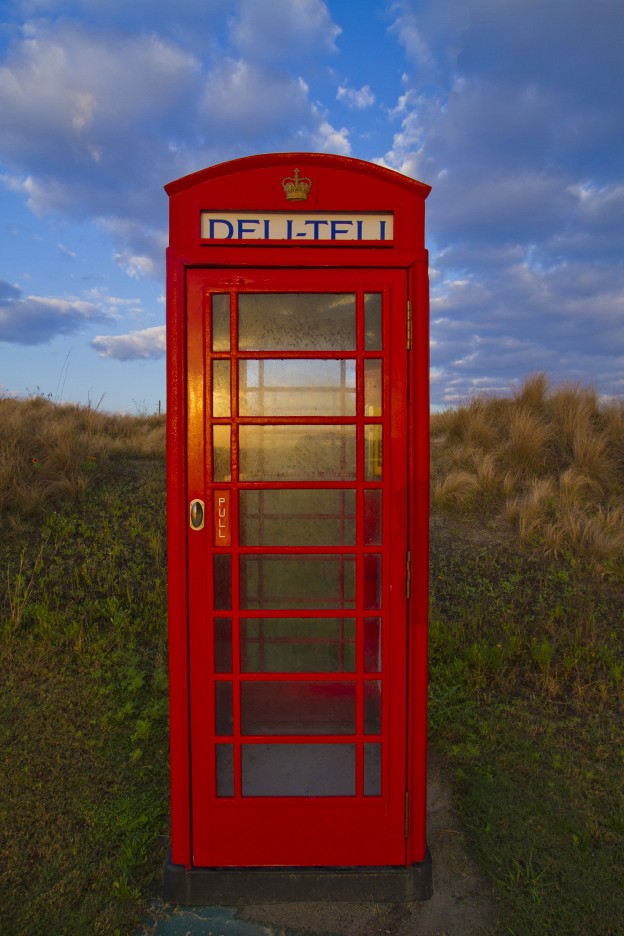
(201, 211, 393, 242)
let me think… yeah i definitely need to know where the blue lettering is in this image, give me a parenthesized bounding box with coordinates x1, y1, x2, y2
(263, 219, 271, 238)
(209, 219, 234, 239)
(330, 220, 353, 239)
(286, 219, 294, 239)
(304, 220, 329, 239)
(379, 220, 387, 241)
(356, 220, 364, 240)
(237, 218, 259, 238)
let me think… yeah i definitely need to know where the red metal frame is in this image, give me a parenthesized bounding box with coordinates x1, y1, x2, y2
(165, 153, 430, 872)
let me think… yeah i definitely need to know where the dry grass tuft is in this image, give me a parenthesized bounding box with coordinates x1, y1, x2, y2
(431, 374, 624, 567)
(432, 469, 481, 509)
(502, 407, 552, 477)
(0, 397, 165, 520)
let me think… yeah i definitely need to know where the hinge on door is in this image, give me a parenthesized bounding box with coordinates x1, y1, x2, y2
(406, 550, 411, 599)
(405, 791, 410, 838)
(406, 300, 412, 350)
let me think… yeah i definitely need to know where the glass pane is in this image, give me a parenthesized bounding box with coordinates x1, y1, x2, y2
(364, 618, 382, 672)
(364, 743, 382, 796)
(212, 294, 230, 351)
(240, 489, 356, 546)
(213, 425, 231, 482)
(241, 682, 356, 735)
(212, 360, 230, 417)
(241, 619, 356, 673)
(216, 744, 234, 797)
(364, 490, 382, 545)
(239, 360, 356, 416)
(364, 680, 382, 735)
(364, 425, 382, 480)
(242, 744, 355, 796)
(364, 359, 382, 416)
(241, 555, 356, 609)
(215, 681, 233, 735)
(214, 618, 232, 673)
(364, 554, 381, 610)
(239, 425, 356, 481)
(239, 293, 356, 351)
(364, 293, 382, 350)
(214, 555, 232, 610)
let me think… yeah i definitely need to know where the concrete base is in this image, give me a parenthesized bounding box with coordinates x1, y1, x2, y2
(163, 850, 433, 905)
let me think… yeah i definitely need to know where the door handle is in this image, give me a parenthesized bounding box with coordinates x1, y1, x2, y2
(189, 499, 205, 530)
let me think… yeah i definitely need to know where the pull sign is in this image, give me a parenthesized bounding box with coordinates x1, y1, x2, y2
(214, 491, 232, 546)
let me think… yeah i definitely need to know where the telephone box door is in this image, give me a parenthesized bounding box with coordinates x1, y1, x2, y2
(187, 266, 410, 867)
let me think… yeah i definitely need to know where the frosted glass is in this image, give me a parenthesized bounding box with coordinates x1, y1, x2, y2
(214, 555, 232, 610)
(212, 360, 230, 417)
(364, 425, 382, 480)
(364, 618, 382, 673)
(239, 359, 356, 416)
(242, 744, 356, 796)
(364, 743, 382, 796)
(364, 681, 382, 735)
(240, 555, 356, 610)
(240, 489, 356, 546)
(364, 294, 382, 350)
(364, 359, 382, 416)
(216, 744, 234, 797)
(241, 618, 356, 673)
(239, 425, 356, 481)
(214, 618, 232, 673)
(364, 490, 382, 545)
(215, 681, 233, 736)
(241, 681, 356, 735)
(212, 294, 230, 351)
(213, 425, 231, 482)
(239, 293, 356, 351)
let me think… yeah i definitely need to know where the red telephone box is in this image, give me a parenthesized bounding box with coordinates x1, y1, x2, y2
(164, 153, 432, 903)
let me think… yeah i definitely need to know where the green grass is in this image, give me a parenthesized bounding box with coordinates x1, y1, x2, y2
(1, 394, 623, 934)
(1, 450, 169, 935)
(429, 527, 624, 935)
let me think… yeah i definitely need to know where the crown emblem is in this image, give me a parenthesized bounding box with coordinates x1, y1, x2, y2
(282, 168, 312, 201)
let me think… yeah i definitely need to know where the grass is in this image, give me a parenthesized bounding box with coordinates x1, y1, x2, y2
(431, 373, 624, 571)
(1, 383, 623, 934)
(430, 375, 624, 934)
(1, 400, 168, 935)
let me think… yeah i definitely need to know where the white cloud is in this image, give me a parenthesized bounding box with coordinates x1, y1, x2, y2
(231, 0, 341, 64)
(113, 252, 157, 279)
(0, 280, 109, 344)
(91, 325, 166, 360)
(336, 84, 375, 109)
(310, 115, 351, 155)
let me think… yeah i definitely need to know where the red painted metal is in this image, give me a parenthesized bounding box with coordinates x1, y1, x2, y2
(165, 153, 430, 873)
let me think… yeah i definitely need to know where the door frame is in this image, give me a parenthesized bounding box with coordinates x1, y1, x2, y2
(184, 267, 409, 867)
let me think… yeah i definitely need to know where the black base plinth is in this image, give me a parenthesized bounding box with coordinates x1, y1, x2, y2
(163, 849, 433, 904)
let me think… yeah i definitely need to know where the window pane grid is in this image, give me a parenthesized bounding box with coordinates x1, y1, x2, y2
(207, 286, 390, 802)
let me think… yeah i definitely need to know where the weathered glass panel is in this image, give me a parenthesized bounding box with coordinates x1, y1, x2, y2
(241, 618, 356, 673)
(212, 294, 230, 351)
(364, 293, 382, 350)
(242, 744, 356, 796)
(240, 555, 356, 610)
(239, 293, 356, 351)
(240, 489, 356, 546)
(241, 682, 356, 735)
(239, 425, 356, 481)
(239, 359, 356, 416)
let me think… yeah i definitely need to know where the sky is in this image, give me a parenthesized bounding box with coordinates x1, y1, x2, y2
(1, 0, 623, 413)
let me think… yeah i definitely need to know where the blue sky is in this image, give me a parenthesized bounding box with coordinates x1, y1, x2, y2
(1, 0, 623, 412)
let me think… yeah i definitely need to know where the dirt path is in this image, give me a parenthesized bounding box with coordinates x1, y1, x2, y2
(238, 750, 499, 936)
